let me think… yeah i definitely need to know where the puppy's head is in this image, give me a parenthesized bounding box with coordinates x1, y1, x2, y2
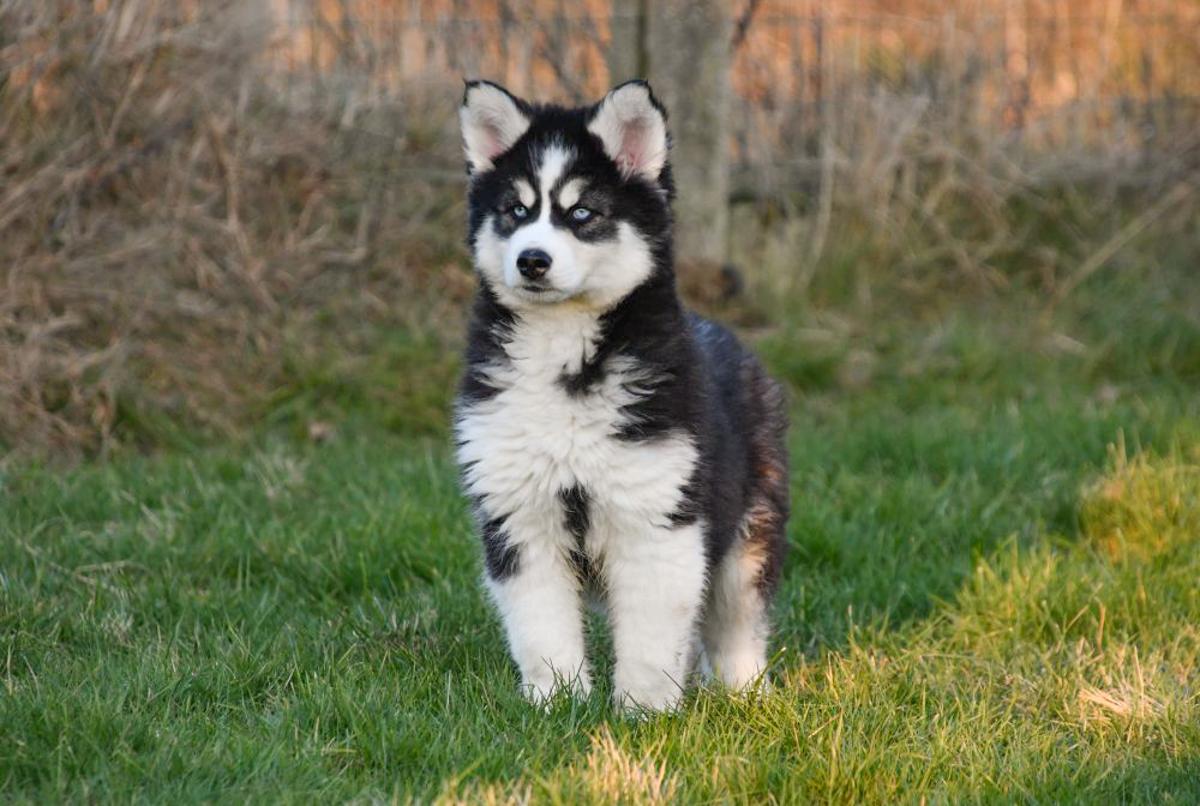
(460, 80, 672, 310)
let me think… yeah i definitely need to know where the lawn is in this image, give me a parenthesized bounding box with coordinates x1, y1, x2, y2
(3, 273, 1199, 802)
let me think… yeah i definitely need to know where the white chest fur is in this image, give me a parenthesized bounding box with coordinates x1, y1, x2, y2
(455, 306, 697, 552)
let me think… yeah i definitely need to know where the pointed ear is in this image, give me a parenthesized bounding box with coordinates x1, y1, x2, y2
(460, 81, 531, 173)
(587, 81, 669, 182)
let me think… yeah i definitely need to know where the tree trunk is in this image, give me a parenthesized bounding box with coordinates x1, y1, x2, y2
(607, 0, 647, 82)
(640, 0, 732, 265)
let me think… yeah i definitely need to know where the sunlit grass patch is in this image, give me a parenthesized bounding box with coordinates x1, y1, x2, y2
(566, 726, 679, 805)
(437, 725, 678, 805)
(1080, 438, 1200, 562)
(437, 779, 531, 806)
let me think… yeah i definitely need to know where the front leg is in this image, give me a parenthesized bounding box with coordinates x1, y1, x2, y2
(484, 520, 590, 703)
(606, 521, 708, 711)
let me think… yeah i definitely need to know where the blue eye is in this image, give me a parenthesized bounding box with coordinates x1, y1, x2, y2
(570, 206, 593, 222)
(511, 204, 529, 219)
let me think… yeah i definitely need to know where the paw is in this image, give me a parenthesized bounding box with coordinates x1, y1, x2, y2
(520, 666, 592, 706)
(613, 666, 684, 713)
(708, 653, 768, 691)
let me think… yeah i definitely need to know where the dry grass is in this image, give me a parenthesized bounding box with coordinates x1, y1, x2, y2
(2, 2, 1198, 459)
(437, 725, 678, 805)
(1, 0, 468, 458)
(731, 91, 1200, 318)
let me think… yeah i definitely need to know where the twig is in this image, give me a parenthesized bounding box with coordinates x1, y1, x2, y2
(1048, 179, 1196, 309)
(801, 126, 836, 293)
(732, 0, 763, 51)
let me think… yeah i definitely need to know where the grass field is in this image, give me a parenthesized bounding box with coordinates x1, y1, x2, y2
(4, 3, 1200, 800)
(4, 262, 1200, 802)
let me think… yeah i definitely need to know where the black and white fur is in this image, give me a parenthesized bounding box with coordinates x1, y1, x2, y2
(454, 80, 789, 711)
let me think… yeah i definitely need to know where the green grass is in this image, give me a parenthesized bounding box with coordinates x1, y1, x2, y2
(3, 273, 1200, 802)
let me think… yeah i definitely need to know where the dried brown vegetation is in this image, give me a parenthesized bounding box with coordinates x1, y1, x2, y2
(2, 1, 1198, 458)
(1, 1, 470, 457)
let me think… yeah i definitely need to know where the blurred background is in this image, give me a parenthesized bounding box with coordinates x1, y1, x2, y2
(2, 0, 1198, 460)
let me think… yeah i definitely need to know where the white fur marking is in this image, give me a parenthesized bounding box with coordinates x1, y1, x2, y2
(557, 178, 587, 210)
(576, 221, 655, 309)
(537, 145, 572, 202)
(515, 179, 535, 208)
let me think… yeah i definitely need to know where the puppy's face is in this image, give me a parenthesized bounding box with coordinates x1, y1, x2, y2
(460, 81, 672, 311)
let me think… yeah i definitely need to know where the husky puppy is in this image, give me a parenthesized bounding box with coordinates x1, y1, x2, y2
(455, 80, 789, 711)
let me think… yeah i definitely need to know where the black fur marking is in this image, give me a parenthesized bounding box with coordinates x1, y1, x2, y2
(458, 283, 517, 403)
(491, 186, 539, 239)
(557, 347, 609, 397)
(480, 513, 520, 580)
(667, 471, 703, 526)
(549, 183, 620, 243)
(560, 485, 595, 582)
(560, 485, 590, 541)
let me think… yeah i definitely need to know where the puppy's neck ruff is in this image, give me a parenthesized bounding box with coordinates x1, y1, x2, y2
(498, 304, 605, 379)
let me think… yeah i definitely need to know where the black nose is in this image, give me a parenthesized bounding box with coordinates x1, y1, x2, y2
(516, 248, 552, 280)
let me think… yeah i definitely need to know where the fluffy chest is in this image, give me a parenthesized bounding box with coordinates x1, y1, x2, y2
(455, 310, 696, 527)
